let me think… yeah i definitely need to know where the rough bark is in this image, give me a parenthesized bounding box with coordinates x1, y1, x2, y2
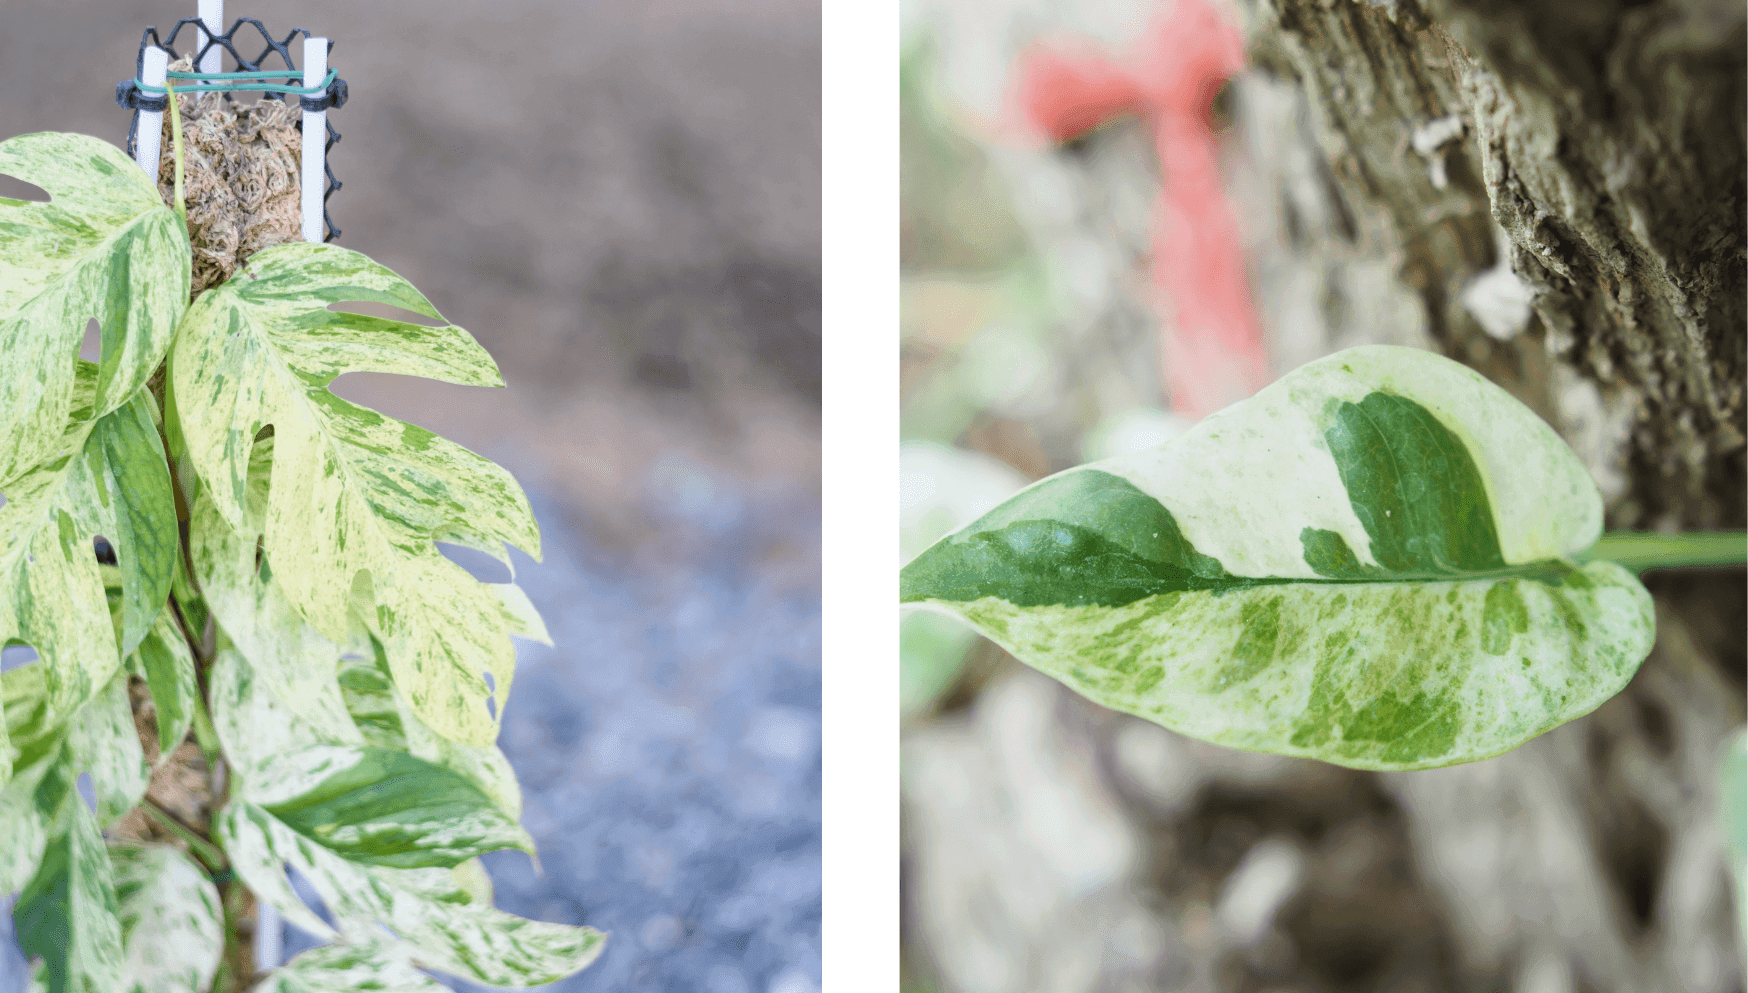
(1241, 0, 1745, 530)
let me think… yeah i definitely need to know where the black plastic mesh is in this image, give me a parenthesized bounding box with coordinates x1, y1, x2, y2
(117, 17, 346, 241)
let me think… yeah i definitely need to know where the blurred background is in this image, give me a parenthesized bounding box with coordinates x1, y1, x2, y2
(900, 1, 1745, 992)
(0, 2, 820, 990)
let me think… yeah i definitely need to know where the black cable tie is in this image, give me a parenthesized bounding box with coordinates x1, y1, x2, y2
(115, 80, 168, 113)
(299, 77, 348, 112)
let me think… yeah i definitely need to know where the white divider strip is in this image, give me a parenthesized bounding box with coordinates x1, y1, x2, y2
(197, 0, 224, 74)
(135, 47, 169, 177)
(300, 37, 328, 243)
(254, 901, 282, 972)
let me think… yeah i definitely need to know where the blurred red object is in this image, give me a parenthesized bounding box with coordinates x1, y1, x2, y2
(1014, 0, 1269, 421)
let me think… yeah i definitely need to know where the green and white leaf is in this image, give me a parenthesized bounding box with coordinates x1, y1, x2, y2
(0, 132, 190, 482)
(122, 608, 199, 760)
(12, 779, 124, 993)
(902, 345, 1656, 770)
(254, 939, 449, 993)
(171, 242, 543, 746)
(1, 371, 177, 769)
(190, 441, 365, 733)
(235, 743, 533, 869)
(0, 662, 62, 894)
(337, 652, 523, 819)
(208, 645, 361, 773)
(451, 857, 495, 907)
(109, 843, 224, 993)
(217, 803, 604, 987)
(64, 668, 149, 824)
(1, 659, 148, 898)
(194, 448, 525, 812)
(211, 634, 532, 870)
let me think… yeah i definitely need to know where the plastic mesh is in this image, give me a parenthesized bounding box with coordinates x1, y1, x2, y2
(118, 17, 346, 241)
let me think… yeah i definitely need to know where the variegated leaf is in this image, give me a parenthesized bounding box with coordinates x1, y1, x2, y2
(190, 443, 362, 733)
(13, 778, 124, 993)
(122, 608, 199, 760)
(208, 646, 361, 774)
(451, 857, 495, 907)
(64, 669, 149, 824)
(170, 243, 542, 746)
(902, 345, 1656, 770)
(0, 371, 176, 771)
(0, 659, 149, 899)
(255, 939, 449, 993)
(0, 133, 190, 483)
(217, 802, 605, 987)
(109, 843, 223, 993)
(336, 652, 523, 819)
(237, 743, 533, 869)
(0, 661, 59, 894)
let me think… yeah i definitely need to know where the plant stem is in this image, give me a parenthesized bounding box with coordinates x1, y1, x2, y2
(1578, 530, 1748, 573)
(165, 77, 187, 220)
(190, 686, 222, 766)
(142, 797, 228, 873)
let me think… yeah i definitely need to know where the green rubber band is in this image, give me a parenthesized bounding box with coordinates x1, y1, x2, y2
(135, 67, 336, 96)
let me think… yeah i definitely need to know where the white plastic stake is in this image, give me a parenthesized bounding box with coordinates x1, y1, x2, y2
(197, 0, 224, 74)
(253, 902, 282, 971)
(134, 47, 169, 177)
(300, 37, 328, 243)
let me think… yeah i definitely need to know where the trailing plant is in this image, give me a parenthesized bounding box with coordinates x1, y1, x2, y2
(902, 344, 1746, 770)
(0, 131, 603, 990)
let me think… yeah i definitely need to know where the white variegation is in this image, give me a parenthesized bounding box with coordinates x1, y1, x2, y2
(906, 346, 1656, 770)
(236, 743, 534, 866)
(123, 609, 199, 761)
(14, 791, 125, 993)
(0, 133, 189, 482)
(938, 561, 1652, 770)
(2, 661, 150, 895)
(256, 940, 450, 993)
(1099, 346, 1602, 577)
(337, 655, 523, 819)
(109, 843, 224, 993)
(1, 376, 175, 771)
(171, 242, 544, 746)
(0, 662, 56, 893)
(192, 477, 362, 733)
(209, 647, 362, 776)
(66, 669, 149, 825)
(218, 802, 606, 988)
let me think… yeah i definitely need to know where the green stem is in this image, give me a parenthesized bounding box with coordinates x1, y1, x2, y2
(165, 77, 187, 220)
(143, 797, 228, 872)
(189, 683, 222, 764)
(1577, 530, 1748, 573)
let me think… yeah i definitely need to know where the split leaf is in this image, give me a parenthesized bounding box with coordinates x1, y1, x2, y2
(0, 133, 189, 483)
(0, 372, 176, 770)
(171, 242, 542, 746)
